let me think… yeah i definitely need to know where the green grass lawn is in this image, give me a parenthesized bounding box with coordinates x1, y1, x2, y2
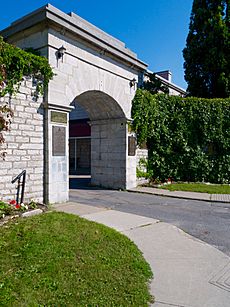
(160, 182, 230, 194)
(0, 212, 153, 306)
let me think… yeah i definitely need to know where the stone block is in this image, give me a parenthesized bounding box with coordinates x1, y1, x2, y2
(18, 124, 35, 131)
(16, 93, 27, 100)
(26, 119, 42, 126)
(33, 114, 43, 120)
(34, 168, 43, 174)
(5, 135, 15, 142)
(20, 143, 43, 150)
(25, 107, 37, 113)
(10, 123, 19, 130)
(0, 169, 8, 176)
(0, 189, 11, 195)
(30, 137, 43, 143)
(15, 105, 24, 112)
(9, 130, 22, 136)
(100, 130, 108, 138)
(26, 195, 43, 203)
(32, 180, 43, 186)
(19, 100, 30, 106)
(0, 175, 12, 183)
(31, 155, 43, 161)
(21, 156, 32, 161)
(13, 161, 27, 169)
(16, 136, 29, 143)
(13, 117, 26, 124)
(22, 209, 43, 218)
(13, 150, 27, 156)
(30, 185, 43, 192)
(27, 160, 43, 167)
(7, 143, 19, 149)
(5, 155, 21, 162)
(1, 162, 13, 169)
(30, 174, 43, 181)
(27, 149, 40, 155)
(19, 112, 32, 119)
(22, 131, 42, 137)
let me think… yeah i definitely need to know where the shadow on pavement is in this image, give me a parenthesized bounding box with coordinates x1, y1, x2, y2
(69, 176, 91, 189)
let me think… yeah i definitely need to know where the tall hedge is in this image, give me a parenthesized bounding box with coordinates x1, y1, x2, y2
(132, 89, 230, 183)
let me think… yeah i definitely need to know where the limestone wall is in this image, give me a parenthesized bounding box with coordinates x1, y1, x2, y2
(0, 79, 44, 203)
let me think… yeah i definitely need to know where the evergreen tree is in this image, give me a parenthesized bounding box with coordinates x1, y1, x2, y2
(183, 0, 230, 98)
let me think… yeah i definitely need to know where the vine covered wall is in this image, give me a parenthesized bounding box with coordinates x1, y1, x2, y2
(0, 36, 53, 97)
(0, 36, 53, 157)
(132, 89, 230, 183)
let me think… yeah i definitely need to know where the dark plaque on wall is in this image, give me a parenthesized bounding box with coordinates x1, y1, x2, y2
(128, 136, 136, 156)
(51, 111, 67, 124)
(52, 126, 66, 156)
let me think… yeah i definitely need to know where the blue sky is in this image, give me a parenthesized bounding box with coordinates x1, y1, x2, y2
(0, 0, 193, 89)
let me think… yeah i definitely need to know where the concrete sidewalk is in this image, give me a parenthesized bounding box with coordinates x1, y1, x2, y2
(128, 186, 230, 203)
(54, 202, 230, 307)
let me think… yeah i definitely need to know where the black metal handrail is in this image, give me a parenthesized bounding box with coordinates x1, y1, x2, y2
(11, 170, 26, 205)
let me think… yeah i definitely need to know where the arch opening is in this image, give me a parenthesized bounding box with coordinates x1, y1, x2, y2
(69, 90, 128, 189)
(72, 90, 126, 121)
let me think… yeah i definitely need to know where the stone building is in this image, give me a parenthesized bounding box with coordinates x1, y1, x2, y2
(155, 70, 186, 96)
(69, 70, 185, 176)
(0, 4, 185, 204)
(0, 4, 147, 203)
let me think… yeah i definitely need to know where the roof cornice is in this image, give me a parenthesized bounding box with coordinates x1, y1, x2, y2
(0, 4, 148, 71)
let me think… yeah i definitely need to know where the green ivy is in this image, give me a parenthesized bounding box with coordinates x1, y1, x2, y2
(0, 36, 53, 97)
(132, 89, 230, 183)
(0, 37, 53, 158)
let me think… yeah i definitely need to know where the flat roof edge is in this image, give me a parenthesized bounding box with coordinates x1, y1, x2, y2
(0, 4, 148, 70)
(156, 74, 186, 93)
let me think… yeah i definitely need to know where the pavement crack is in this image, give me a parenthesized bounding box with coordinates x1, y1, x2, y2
(124, 221, 160, 232)
(139, 222, 153, 228)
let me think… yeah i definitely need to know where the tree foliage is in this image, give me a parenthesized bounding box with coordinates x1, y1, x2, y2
(183, 0, 230, 98)
(142, 72, 169, 95)
(132, 89, 230, 183)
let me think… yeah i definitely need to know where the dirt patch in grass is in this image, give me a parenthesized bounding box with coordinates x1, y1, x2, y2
(0, 212, 153, 306)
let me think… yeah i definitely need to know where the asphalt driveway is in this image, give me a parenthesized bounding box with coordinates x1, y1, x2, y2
(69, 185, 230, 256)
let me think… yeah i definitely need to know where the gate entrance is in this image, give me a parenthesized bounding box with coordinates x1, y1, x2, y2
(1, 4, 147, 202)
(69, 90, 128, 189)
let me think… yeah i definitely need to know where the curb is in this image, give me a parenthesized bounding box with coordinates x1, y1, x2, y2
(0, 209, 44, 227)
(22, 209, 43, 218)
(127, 189, 230, 204)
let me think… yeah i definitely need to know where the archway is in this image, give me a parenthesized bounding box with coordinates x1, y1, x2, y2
(69, 90, 128, 189)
